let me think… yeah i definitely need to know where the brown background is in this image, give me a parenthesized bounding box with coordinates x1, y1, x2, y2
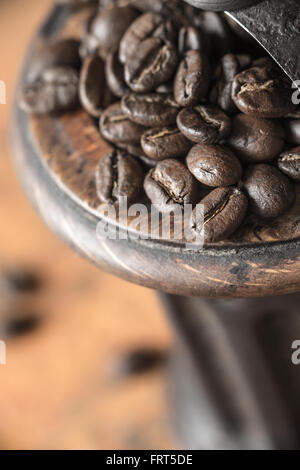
(0, 0, 176, 450)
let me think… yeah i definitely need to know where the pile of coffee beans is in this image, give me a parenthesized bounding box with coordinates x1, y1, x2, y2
(20, 0, 300, 243)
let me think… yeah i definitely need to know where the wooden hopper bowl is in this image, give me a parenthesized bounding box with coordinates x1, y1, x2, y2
(10, 4, 300, 449)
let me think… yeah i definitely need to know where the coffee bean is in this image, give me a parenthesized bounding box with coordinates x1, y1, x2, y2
(124, 38, 178, 93)
(156, 81, 174, 94)
(243, 164, 295, 219)
(112, 348, 166, 379)
(177, 105, 232, 144)
(19, 66, 79, 115)
(121, 93, 180, 127)
(232, 62, 296, 118)
(186, 144, 242, 187)
(105, 51, 130, 98)
(79, 55, 113, 117)
(278, 147, 300, 182)
(178, 26, 203, 55)
(211, 53, 252, 115)
(228, 114, 285, 163)
(141, 126, 191, 161)
(174, 50, 211, 107)
(284, 119, 300, 145)
(191, 187, 248, 243)
(0, 270, 41, 294)
(144, 159, 199, 209)
(57, 0, 98, 5)
(28, 39, 81, 82)
(0, 313, 40, 339)
(96, 150, 143, 204)
(80, 5, 138, 59)
(99, 102, 145, 145)
(119, 12, 176, 64)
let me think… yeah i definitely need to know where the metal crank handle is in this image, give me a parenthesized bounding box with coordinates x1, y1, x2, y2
(184, 0, 300, 85)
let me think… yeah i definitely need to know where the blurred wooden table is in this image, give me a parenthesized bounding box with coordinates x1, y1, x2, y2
(0, 0, 175, 450)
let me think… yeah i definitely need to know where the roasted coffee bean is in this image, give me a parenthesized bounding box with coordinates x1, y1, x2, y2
(105, 51, 130, 98)
(186, 144, 242, 187)
(178, 26, 203, 55)
(144, 159, 199, 209)
(0, 313, 40, 339)
(284, 119, 300, 145)
(232, 62, 296, 118)
(79, 55, 113, 117)
(228, 114, 285, 163)
(80, 6, 138, 58)
(119, 12, 176, 64)
(112, 348, 166, 379)
(0, 270, 41, 294)
(19, 66, 79, 115)
(124, 38, 178, 93)
(28, 39, 81, 82)
(278, 147, 300, 182)
(99, 102, 145, 145)
(212, 53, 252, 115)
(57, 0, 98, 4)
(95, 150, 143, 204)
(191, 187, 248, 243)
(121, 93, 180, 127)
(177, 105, 232, 144)
(174, 50, 211, 107)
(141, 126, 191, 161)
(243, 164, 295, 219)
